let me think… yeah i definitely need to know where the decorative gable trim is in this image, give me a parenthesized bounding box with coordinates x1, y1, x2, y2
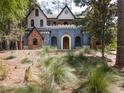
(57, 5, 75, 19)
(26, 4, 48, 19)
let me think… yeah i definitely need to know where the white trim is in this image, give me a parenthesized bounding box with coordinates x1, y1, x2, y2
(61, 34, 71, 50)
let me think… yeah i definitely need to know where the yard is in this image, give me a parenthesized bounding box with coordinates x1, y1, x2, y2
(0, 48, 124, 93)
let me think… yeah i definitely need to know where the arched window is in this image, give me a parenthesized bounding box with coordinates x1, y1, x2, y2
(51, 36, 57, 47)
(35, 9, 39, 16)
(33, 38, 38, 45)
(31, 19, 34, 27)
(40, 20, 43, 27)
(75, 36, 81, 47)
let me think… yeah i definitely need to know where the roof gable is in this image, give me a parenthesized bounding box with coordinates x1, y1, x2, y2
(28, 27, 42, 38)
(57, 5, 75, 19)
(26, 4, 47, 19)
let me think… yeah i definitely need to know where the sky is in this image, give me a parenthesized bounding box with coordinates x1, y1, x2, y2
(37, 0, 87, 14)
(37, 0, 117, 14)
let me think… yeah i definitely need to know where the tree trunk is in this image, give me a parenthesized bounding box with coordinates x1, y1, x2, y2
(15, 41, 18, 50)
(116, 0, 124, 67)
(6, 39, 10, 50)
(20, 34, 23, 50)
(101, 40, 105, 58)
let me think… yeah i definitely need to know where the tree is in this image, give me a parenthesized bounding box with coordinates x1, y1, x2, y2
(116, 0, 124, 67)
(40, 0, 72, 14)
(0, 0, 29, 50)
(74, 0, 117, 58)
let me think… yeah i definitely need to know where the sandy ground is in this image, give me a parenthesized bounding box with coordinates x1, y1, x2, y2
(0, 50, 124, 93)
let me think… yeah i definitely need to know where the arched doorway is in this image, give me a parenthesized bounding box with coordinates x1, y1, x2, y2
(63, 37, 69, 49)
(51, 36, 57, 47)
(75, 36, 81, 47)
(61, 34, 71, 49)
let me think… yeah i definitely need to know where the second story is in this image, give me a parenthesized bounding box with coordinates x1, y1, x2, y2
(26, 4, 82, 29)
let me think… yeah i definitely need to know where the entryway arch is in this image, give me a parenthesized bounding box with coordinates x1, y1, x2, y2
(61, 34, 71, 49)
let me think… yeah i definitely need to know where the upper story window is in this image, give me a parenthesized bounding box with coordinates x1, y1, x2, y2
(65, 9, 68, 14)
(40, 20, 43, 27)
(31, 19, 34, 27)
(53, 22, 56, 25)
(35, 9, 39, 16)
(64, 22, 68, 25)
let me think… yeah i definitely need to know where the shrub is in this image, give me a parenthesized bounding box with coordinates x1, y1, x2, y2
(21, 58, 32, 64)
(40, 56, 79, 88)
(13, 84, 58, 93)
(83, 48, 91, 54)
(4, 56, 16, 60)
(73, 62, 117, 93)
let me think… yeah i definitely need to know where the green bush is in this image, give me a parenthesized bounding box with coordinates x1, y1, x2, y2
(73, 62, 117, 93)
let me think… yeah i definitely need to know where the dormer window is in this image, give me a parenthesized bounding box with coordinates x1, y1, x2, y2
(40, 20, 43, 27)
(31, 19, 34, 27)
(35, 9, 39, 16)
(65, 9, 68, 14)
(64, 22, 68, 25)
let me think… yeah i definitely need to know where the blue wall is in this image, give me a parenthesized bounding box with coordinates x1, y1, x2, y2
(23, 27, 90, 49)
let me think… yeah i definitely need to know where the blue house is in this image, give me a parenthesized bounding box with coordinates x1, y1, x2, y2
(23, 4, 90, 49)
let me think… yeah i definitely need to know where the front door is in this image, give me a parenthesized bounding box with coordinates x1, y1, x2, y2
(63, 37, 69, 49)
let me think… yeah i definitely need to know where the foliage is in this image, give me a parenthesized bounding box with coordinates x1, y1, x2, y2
(40, 46, 50, 56)
(21, 58, 32, 64)
(73, 62, 117, 93)
(41, 0, 72, 14)
(40, 56, 79, 88)
(62, 52, 88, 67)
(13, 84, 58, 93)
(0, 0, 29, 32)
(0, 0, 29, 50)
(74, 0, 117, 58)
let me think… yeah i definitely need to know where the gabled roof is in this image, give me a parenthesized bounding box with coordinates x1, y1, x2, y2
(28, 27, 42, 38)
(26, 4, 79, 19)
(26, 4, 48, 19)
(57, 5, 75, 19)
(47, 14, 58, 19)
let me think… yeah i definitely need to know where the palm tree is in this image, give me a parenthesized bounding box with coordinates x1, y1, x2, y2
(116, 0, 124, 67)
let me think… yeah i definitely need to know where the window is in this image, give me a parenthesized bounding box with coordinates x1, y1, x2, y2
(75, 36, 81, 47)
(35, 9, 39, 16)
(40, 20, 43, 27)
(64, 22, 68, 25)
(65, 10, 68, 14)
(33, 38, 38, 45)
(51, 36, 57, 47)
(96, 41, 101, 45)
(31, 19, 34, 27)
(53, 22, 56, 25)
